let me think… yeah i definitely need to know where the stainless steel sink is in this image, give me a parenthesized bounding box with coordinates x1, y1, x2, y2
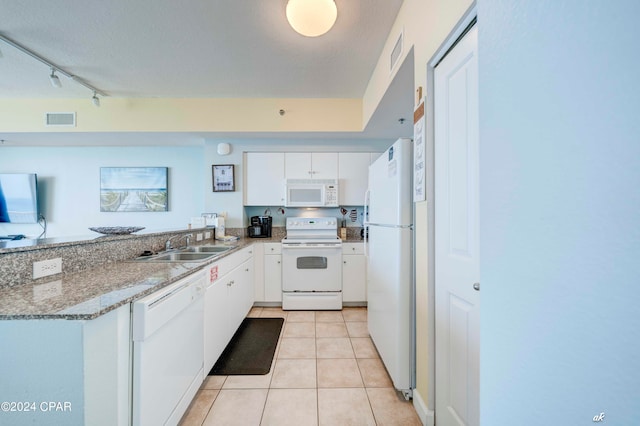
(181, 245, 236, 253)
(133, 252, 217, 263)
(131, 245, 236, 263)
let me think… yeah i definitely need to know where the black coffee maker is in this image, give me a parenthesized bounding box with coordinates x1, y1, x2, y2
(247, 216, 272, 238)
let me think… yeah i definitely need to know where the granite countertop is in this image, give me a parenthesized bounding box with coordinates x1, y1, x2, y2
(0, 234, 362, 321)
(0, 238, 262, 321)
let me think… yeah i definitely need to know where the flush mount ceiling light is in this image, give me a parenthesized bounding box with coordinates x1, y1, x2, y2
(286, 0, 337, 37)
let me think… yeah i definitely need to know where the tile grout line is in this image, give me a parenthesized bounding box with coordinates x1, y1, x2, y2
(187, 308, 407, 425)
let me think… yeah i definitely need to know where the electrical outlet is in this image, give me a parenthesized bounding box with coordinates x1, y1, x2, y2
(33, 280, 62, 301)
(33, 258, 62, 279)
(196, 233, 203, 242)
(205, 231, 212, 239)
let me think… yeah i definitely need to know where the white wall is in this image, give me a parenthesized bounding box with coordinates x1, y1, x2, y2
(1, 139, 390, 237)
(203, 139, 391, 227)
(0, 145, 205, 238)
(479, 1, 640, 423)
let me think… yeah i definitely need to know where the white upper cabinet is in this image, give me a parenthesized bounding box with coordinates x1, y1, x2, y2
(245, 152, 285, 205)
(245, 151, 379, 206)
(285, 152, 338, 180)
(338, 152, 372, 205)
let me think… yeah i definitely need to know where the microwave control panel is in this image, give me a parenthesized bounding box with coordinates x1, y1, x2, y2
(325, 185, 338, 206)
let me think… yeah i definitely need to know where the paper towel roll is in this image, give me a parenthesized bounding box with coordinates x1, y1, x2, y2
(213, 217, 225, 237)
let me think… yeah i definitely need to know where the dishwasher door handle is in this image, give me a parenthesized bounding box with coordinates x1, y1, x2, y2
(147, 283, 189, 309)
(132, 271, 205, 341)
(281, 244, 342, 249)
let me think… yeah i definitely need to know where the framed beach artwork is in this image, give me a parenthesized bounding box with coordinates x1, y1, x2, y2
(100, 167, 168, 212)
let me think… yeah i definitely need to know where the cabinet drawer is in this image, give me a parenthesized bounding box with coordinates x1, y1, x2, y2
(207, 246, 254, 285)
(235, 245, 255, 263)
(264, 243, 282, 255)
(342, 242, 365, 255)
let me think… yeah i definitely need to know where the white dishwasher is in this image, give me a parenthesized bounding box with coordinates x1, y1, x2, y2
(132, 270, 205, 426)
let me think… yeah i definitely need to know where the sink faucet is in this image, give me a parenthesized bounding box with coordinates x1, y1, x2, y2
(165, 233, 193, 250)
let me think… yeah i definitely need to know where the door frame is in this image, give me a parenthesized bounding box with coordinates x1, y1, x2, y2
(425, 1, 478, 420)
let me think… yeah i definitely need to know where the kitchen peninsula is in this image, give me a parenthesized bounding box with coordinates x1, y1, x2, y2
(0, 228, 258, 425)
(0, 224, 366, 425)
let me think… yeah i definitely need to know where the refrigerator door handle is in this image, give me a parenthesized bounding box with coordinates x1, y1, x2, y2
(363, 189, 370, 257)
(364, 225, 368, 257)
(366, 223, 413, 229)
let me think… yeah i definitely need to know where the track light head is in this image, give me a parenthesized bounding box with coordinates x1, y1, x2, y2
(92, 92, 100, 107)
(49, 68, 61, 88)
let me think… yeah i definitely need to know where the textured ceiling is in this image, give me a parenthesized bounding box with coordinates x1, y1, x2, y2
(0, 0, 416, 142)
(0, 0, 404, 99)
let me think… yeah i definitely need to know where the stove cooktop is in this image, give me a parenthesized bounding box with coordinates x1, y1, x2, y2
(285, 217, 339, 241)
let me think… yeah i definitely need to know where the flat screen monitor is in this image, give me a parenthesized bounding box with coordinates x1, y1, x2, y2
(0, 173, 39, 223)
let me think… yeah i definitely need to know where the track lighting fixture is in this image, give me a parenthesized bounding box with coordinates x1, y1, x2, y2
(92, 92, 100, 107)
(49, 68, 61, 88)
(0, 33, 106, 99)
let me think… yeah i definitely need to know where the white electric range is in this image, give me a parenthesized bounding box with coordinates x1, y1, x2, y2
(281, 217, 342, 310)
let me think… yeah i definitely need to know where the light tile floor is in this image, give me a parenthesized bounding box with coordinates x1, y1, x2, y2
(179, 307, 421, 426)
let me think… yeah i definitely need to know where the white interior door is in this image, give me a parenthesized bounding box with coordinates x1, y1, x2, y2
(434, 24, 480, 426)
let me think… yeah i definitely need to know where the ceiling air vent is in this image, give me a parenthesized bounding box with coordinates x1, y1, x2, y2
(45, 112, 76, 127)
(390, 29, 404, 72)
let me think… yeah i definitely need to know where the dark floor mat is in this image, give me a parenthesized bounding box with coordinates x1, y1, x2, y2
(209, 317, 284, 375)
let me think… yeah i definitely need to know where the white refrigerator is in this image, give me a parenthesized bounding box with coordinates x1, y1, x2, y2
(365, 137, 414, 393)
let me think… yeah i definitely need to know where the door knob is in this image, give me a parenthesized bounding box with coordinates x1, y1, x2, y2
(473, 282, 480, 291)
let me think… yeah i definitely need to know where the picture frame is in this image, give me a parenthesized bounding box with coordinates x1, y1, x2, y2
(212, 164, 235, 192)
(100, 167, 168, 212)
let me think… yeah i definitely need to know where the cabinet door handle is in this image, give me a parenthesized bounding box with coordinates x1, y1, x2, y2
(473, 282, 480, 291)
(227, 282, 232, 287)
(277, 261, 281, 264)
(343, 260, 347, 264)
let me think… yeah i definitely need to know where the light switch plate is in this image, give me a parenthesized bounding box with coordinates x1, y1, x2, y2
(33, 258, 62, 279)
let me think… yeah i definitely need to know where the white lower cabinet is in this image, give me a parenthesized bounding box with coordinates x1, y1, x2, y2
(263, 243, 282, 302)
(204, 246, 255, 373)
(204, 269, 229, 373)
(342, 242, 367, 304)
(227, 258, 255, 334)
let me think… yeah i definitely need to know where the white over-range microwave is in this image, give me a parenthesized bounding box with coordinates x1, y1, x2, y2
(285, 179, 339, 207)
